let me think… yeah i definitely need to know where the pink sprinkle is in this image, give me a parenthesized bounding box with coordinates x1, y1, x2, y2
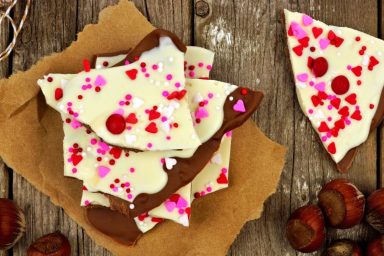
(207, 187, 212, 192)
(189, 71, 195, 77)
(127, 126, 132, 130)
(81, 85, 87, 90)
(145, 109, 150, 114)
(326, 132, 332, 138)
(221, 168, 228, 174)
(125, 94, 132, 100)
(345, 119, 351, 125)
(129, 168, 135, 173)
(73, 113, 79, 118)
(327, 105, 332, 110)
(127, 194, 133, 199)
(87, 84, 92, 88)
(206, 65, 212, 70)
(321, 136, 327, 142)
(308, 109, 314, 114)
(225, 131, 232, 137)
(119, 101, 125, 106)
(147, 143, 152, 148)
(356, 106, 360, 110)
(198, 62, 204, 67)
(175, 82, 181, 88)
(90, 138, 97, 145)
(309, 81, 314, 86)
(347, 65, 352, 70)
(162, 91, 169, 97)
(208, 93, 214, 98)
(166, 136, 171, 140)
(161, 116, 167, 122)
(72, 168, 77, 174)
(178, 209, 185, 214)
(166, 74, 173, 80)
(84, 200, 90, 206)
(201, 191, 206, 196)
(67, 102, 72, 106)
(327, 117, 332, 122)
(68, 148, 73, 153)
(125, 182, 130, 187)
(124, 60, 130, 65)
(152, 64, 158, 70)
(203, 99, 208, 105)
(85, 77, 91, 82)
(145, 73, 150, 78)
(141, 68, 147, 73)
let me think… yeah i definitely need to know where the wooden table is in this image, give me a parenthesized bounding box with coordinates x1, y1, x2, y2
(0, 0, 382, 255)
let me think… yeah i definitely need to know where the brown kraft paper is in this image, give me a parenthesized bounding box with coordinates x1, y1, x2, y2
(0, 1, 286, 255)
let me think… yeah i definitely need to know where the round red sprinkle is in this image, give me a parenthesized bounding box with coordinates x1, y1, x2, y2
(54, 88, 63, 101)
(194, 192, 201, 199)
(65, 118, 71, 123)
(199, 102, 205, 107)
(110, 184, 114, 189)
(95, 86, 101, 92)
(140, 62, 146, 68)
(362, 46, 367, 50)
(78, 148, 83, 153)
(102, 61, 109, 67)
(370, 104, 375, 109)
(106, 114, 126, 135)
(241, 88, 248, 95)
(310, 46, 316, 52)
(311, 57, 328, 77)
(331, 75, 350, 95)
(47, 77, 53, 82)
(196, 118, 201, 124)
(114, 179, 120, 183)
(173, 123, 179, 128)
(73, 143, 78, 148)
(78, 95, 83, 100)
(126, 188, 131, 193)
(357, 80, 362, 86)
(355, 36, 361, 41)
(188, 65, 195, 70)
(86, 129, 91, 134)
(109, 159, 115, 165)
(121, 184, 125, 188)
(125, 152, 129, 157)
(97, 157, 102, 161)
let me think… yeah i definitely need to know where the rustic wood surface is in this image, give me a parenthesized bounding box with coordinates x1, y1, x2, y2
(0, 0, 382, 255)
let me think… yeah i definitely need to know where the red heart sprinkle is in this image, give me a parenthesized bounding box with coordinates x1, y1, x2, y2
(288, 25, 293, 36)
(167, 89, 187, 100)
(71, 154, 83, 166)
(145, 122, 158, 133)
(328, 30, 344, 47)
(293, 45, 303, 56)
(55, 88, 63, 101)
(169, 194, 180, 203)
(331, 75, 350, 95)
(311, 57, 328, 77)
(331, 128, 339, 138)
(148, 109, 161, 120)
(109, 147, 122, 159)
(334, 119, 345, 129)
(318, 122, 330, 132)
(318, 91, 328, 100)
(351, 110, 362, 120)
(311, 95, 321, 107)
(351, 66, 362, 77)
(330, 98, 341, 109)
(312, 27, 323, 38)
(368, 56, 379, 71)
(216, 173, 228, 184)
(151, 217, 163, 223)
(327, 142, 336, 154)
(345, 93, 357, 105)
(125, 113, 138, 124)
(106, 114, 126, 134)
(338, 106, 349, 117)
(298, 36, 310, 47)
(125, 69, 138, 80)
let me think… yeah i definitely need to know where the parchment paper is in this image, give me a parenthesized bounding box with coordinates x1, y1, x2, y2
(0, 1, 286, 255)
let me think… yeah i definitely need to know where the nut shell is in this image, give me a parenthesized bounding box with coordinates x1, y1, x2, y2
(366, 235, 384, 256)
(0, 198, 26, 250)
(27, 231, 71, 256)
(366, 188, 384, 233)
(318, 179, 365, 229)
(322, 239, 362, 256)
(286, 204, 326, 253)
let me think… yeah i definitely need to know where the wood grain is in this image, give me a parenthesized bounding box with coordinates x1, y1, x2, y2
(0, 0, 381, 255)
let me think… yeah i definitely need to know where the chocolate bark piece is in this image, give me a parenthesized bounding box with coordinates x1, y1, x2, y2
(283, 10, 384, 172)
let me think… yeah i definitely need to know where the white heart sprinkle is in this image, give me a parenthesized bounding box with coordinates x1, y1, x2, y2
(132, 98, 144, 109)
(125, 134, 137, 144)
(165, 158, 177, 170)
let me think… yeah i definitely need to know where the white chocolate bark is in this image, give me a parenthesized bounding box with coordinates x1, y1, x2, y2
(285, 10, 384, 163)
(40, 37, 201, 151)
(95, 54, 127, 69)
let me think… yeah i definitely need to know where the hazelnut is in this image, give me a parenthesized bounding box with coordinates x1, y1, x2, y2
(27, 231, 71, 256)
(366, 188, 384, 233)
(0, 198, 26, 250)
(318, 179, 365, 229)
(286, 204, 326, 253)
(366, 235, 384, 256)
(322, 239, 362, 256)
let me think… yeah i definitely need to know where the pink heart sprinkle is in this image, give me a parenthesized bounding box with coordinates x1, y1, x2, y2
(319, 38, 330, 50)
(98, 141, 109, 151)
(94, 75, 107, 86)
(302, 15, 313, 26)
(165, 201, 176, 212)
(98, 166, 110, 178)
(114, 108, 124, 115)
(176, 197, 188, 208)
(70, 119, 82, 129)
(290, 22, 307, 40)
(233, 99, 246, 113)
(194, 107, 209, 119)
(296, 73, 308, 82)
(315, 82, 326, 92)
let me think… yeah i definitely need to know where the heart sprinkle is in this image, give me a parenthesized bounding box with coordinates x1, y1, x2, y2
(233, 99, 246, 113)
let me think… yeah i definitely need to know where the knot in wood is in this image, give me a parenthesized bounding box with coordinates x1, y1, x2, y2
(195, 0, 210, 18)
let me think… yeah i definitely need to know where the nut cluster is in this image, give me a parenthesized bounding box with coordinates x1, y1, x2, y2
(286, 179, 384, 255)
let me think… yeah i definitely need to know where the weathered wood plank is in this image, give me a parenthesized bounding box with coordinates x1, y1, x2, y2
(10, 1, 78, 255)
(194, 0, 378, 255)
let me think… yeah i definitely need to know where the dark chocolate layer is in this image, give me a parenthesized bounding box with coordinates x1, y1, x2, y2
(86, 206, 142, 246)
